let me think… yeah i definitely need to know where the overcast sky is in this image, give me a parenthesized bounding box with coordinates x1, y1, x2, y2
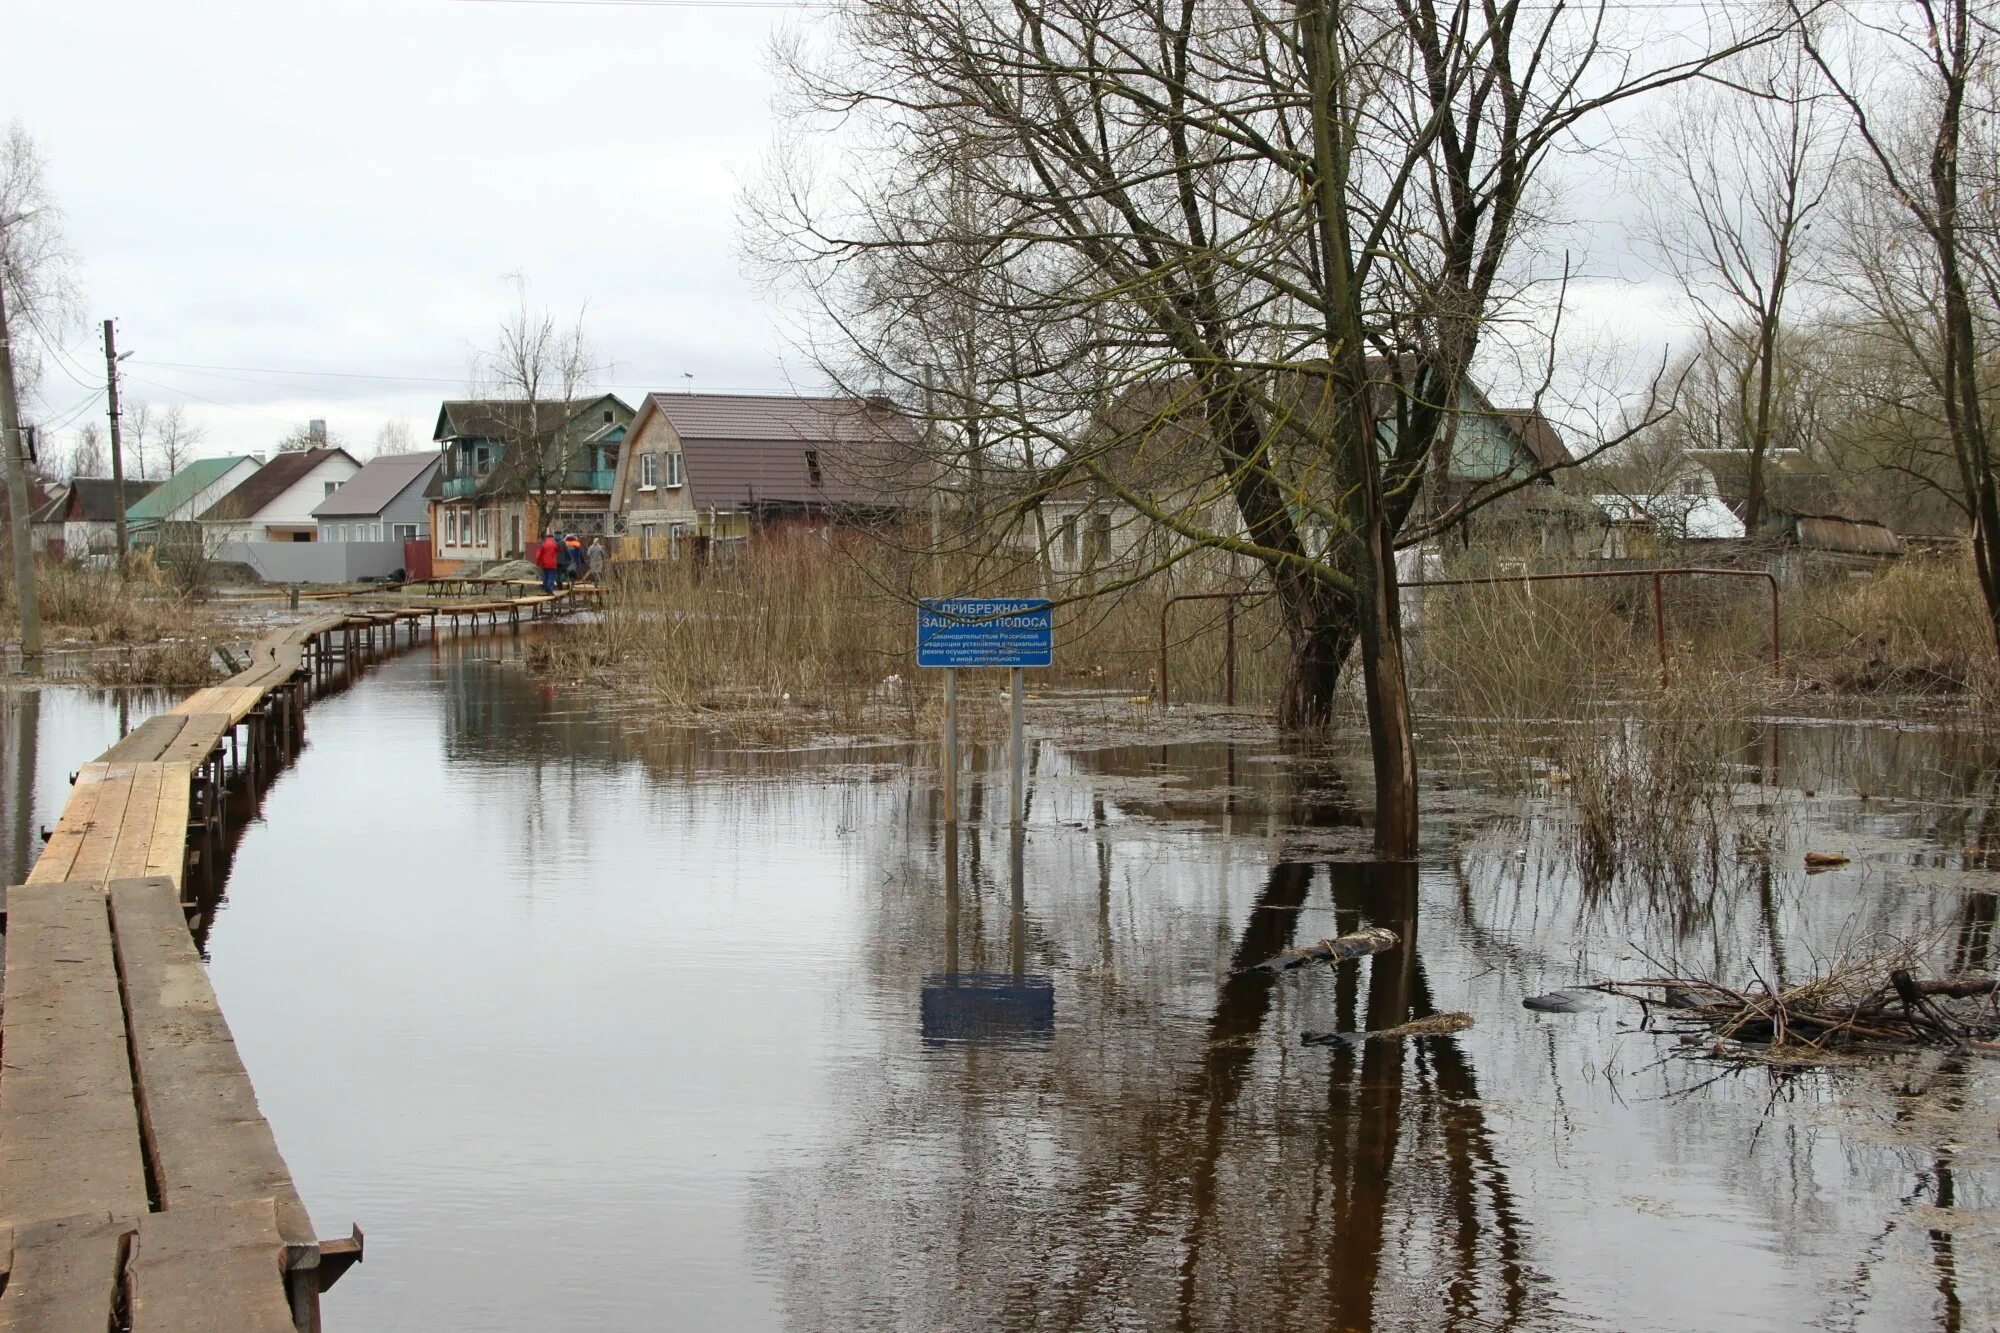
(7, 0, 1697, 467)
(7, 0, 823, 461)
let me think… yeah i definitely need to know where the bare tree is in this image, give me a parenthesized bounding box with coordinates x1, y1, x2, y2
(1802, 0, 2000, 654)
(122, 398, 152, 479)
(476, 279, 597, 541)
(1639, 41, 1844, 531)
(154, 404, 203, 476)
(754, 0, 1780, 853)
(0, 122, 78, 412)
(373, 417, 416, 456)
(65, 420, 104, 478)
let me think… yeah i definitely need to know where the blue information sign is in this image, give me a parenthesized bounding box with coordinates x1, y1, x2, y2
(917, 598, 1053, 669)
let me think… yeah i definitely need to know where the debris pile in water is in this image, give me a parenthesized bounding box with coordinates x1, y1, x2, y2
(1595, 940, 1999, 1057)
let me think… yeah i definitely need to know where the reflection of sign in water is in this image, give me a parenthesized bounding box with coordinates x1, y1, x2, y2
(921, 973, 1056, 1045)
(917, 598, 1053, 669)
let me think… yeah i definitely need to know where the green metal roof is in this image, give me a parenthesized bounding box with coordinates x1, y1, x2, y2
(126, 456, 257, 524)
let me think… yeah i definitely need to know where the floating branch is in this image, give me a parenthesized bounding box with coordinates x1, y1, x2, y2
(1248, 927, 1399, 974)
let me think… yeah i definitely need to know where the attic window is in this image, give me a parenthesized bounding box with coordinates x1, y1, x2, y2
(603, 410, 614, 424)
(806, 450, 822, 487)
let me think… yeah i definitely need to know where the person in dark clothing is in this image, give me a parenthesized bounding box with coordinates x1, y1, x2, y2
(535, 533, 560, 594)
(562, 533, 585, 586)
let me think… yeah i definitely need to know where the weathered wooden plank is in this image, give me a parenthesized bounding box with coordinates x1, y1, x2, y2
(126, 1200, 294, 1333)
(21, 769, 101, 886)
(95, 714, 192, 765)
(0, 1213, 131, 1333)
(108, 878, 318, 1259)
(0, 884, 149, 1229)
(59, 766, 138, 888)
(140, 765, 193, 884)
(157, 715, 232, 769)
(103, 763, 165, 883)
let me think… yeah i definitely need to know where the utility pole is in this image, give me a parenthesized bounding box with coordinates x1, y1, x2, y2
(0, 256, 42, 666)
(103, 319, 130, 578)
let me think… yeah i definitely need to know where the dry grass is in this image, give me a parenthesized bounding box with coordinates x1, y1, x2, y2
(535, 537, 1286, 736)
(86, 638, 222, 687)
(1775, 552, 1997, 695)
(0, 556, 218, 645)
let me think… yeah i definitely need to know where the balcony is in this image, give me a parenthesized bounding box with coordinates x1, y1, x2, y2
(441, 475, 480, 499)
(565, 468, 617, 492)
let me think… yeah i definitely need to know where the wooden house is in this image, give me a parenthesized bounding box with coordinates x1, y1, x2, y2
(425, 395, 632, 570)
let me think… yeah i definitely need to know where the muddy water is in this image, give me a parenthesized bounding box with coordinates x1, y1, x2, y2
(4, 648, 1996, 1330)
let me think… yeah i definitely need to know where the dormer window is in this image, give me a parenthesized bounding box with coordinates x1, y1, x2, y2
(806, 450, 822, 487)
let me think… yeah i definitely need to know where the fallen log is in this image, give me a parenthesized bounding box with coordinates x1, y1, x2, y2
(1248, 927, 1398, 974)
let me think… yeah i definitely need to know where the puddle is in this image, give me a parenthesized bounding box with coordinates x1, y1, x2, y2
(4, 644, 1994, 1330)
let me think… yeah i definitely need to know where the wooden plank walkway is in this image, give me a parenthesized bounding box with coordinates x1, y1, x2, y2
(0, 591, 564, 1328)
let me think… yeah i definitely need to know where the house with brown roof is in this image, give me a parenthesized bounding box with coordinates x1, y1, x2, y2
(608, 392, 922, 559)
(30, 478, 162, 560)
(198, 447, 361, 542)
(425, 394, 632, 569)
(1017, 371, 1576, 576)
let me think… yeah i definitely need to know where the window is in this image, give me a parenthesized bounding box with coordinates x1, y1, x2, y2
(324, 481, 339, 498)
(639, 523, 655, 559)
(475, 445, 493, 476)
(805, 450, 822, 487)
(393, 523, 418, 542)
(641, 453, 659, 488)
(669, 522, 689, 559)
(1088, 511, 1111, 563)
(666, 451, 684, 487)
(477, 509, 490, 546)
(1061, 516, 1078, 564)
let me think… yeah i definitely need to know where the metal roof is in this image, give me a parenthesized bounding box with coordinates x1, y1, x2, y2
(125, 456, 259, 524)
(1590, 493, 1746, 540)
(644, 392, 923, 508)
(311, 453, 440, 518)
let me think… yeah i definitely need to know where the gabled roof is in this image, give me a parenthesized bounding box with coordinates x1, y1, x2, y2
(126, 456, 260, 524)
(311, 453, 440, 518)
(1591, 493, 1746, 540)
(638, 392, 923, 507)
(433, 394, 626, 443)
(199, 448, 357, 521)
(34, 477, 160, 524)
(1497, 410, 1574, 471)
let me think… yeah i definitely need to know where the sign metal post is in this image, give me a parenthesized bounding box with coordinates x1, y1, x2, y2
(942, 667, 959, 825)
(1009, 666, 1025, 827)
(917, 598, 1052, 831)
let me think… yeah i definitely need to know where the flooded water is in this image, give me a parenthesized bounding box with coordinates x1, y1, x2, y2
(3, 646, 1995, 1330)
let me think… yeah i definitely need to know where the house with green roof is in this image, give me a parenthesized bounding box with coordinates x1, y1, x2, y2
(127, 455, 264, 544)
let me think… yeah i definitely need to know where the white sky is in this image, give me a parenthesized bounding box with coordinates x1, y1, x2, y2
(6, 0, 816, 460)
(6, 0, 1699, 465)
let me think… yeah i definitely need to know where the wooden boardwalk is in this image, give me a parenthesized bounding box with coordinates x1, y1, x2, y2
(0, 585, 588, 1329)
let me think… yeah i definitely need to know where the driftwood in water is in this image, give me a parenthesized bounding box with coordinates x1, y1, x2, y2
(1302, 1012, 1474, 1046)
(1249, 927, 1398, 974)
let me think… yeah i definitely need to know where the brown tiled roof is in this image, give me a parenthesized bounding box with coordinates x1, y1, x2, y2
(648, 392, 923, 508)
(33, 477, 159, 523)
(199, 448, 356, 521)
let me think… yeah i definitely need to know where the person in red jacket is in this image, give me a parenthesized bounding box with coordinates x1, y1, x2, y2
(535, 532, 560, 594)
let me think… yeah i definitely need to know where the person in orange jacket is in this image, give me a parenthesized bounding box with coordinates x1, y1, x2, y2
(535, 532, 561, 594)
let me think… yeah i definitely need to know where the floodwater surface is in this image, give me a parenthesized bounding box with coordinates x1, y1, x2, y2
(4, 646, 1995, 1331)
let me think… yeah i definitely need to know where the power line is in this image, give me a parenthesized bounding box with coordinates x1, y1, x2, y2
(120, 374, 299, 428)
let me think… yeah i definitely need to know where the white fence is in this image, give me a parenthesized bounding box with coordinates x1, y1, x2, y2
(212, 540, 409, 584)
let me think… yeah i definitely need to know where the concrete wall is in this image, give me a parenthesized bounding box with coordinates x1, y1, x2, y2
(213, 540, 408, 584)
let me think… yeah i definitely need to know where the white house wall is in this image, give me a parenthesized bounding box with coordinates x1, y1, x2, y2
(169, 460, 263, 524)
